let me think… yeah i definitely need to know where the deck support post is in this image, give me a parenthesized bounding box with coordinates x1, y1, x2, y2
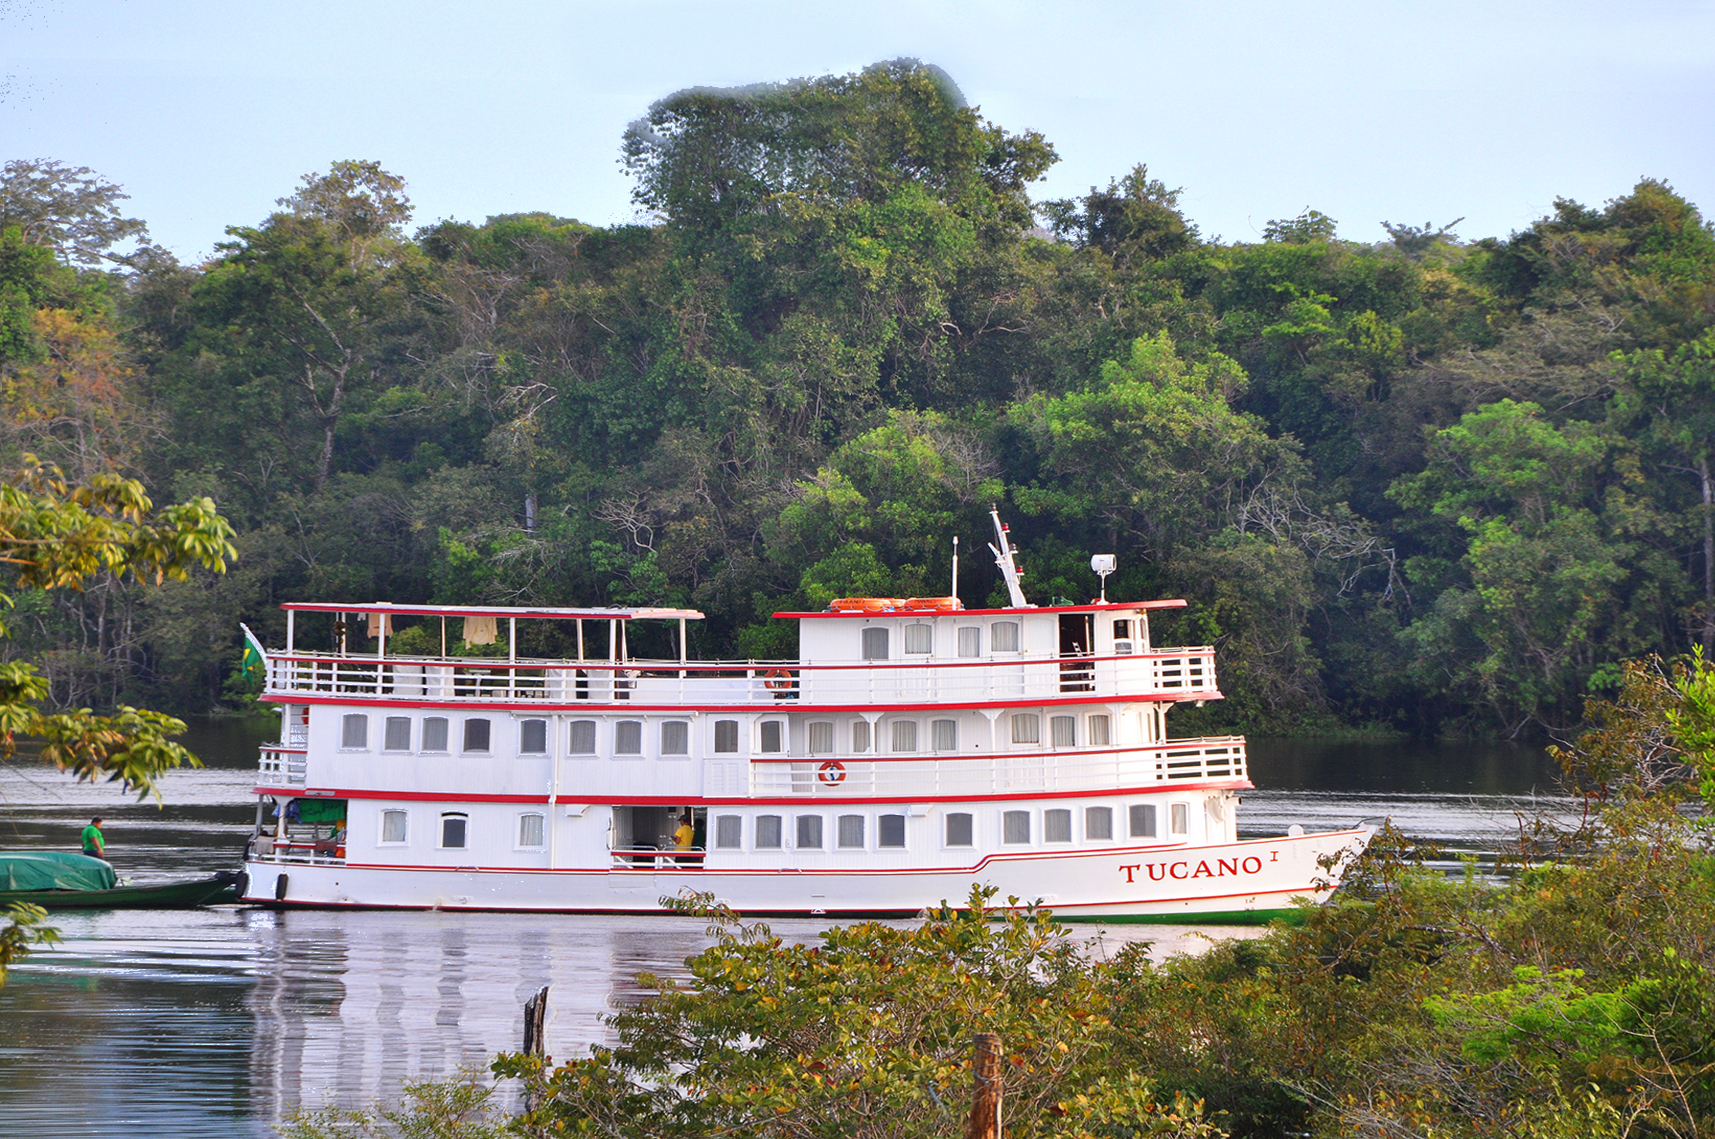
(523, 985, 549, 1055)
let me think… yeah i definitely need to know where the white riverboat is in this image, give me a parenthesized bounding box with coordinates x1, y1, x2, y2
(240, 517, 1370, 921)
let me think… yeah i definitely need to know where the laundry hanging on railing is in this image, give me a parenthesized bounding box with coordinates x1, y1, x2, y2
(365, 613, 393, 639)
(463, 615, 497, 645)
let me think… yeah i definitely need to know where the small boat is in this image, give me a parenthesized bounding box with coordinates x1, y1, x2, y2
(0, 851, 245, 911)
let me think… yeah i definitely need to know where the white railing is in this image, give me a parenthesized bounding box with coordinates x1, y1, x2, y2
(747, 738, 1246, 799)
(262, 650, 1221, 707)
(257, 744, 307, 787)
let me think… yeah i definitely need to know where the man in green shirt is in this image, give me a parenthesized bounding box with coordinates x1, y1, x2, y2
(81, 817, 105, 859)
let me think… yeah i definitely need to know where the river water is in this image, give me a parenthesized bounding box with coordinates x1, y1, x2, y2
(0, 721, 1569, 1138)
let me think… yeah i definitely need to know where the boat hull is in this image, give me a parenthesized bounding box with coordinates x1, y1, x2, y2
(0, 874, 242, 911)
(242, 828, 1370, 923)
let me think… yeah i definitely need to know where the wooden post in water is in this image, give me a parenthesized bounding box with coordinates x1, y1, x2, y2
(523, 985, 549, 1055)
(965, 1032, 1002, 1139)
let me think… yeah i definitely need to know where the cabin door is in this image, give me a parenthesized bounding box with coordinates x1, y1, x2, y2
(1058, 614, 1094, 693)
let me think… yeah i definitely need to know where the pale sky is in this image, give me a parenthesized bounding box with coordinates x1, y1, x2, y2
(3, 0, 1713, 261)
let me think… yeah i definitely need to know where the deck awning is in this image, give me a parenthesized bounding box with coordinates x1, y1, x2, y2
(279, 602, 705, 621)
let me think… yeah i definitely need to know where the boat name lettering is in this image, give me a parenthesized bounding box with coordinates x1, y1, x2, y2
(1117, 855, 1266, 883)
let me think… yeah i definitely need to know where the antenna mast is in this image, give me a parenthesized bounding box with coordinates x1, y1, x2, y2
(987, 508, 1030, 609)
(951, 535, 960, 607)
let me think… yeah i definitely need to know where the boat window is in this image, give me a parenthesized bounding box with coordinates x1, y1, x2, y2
(1044, 809, 1072, 843)
(341, 714, 369, 749)
(1130, 804, 1157, 838)
(807, 721, 834, 754)
(957, 626, 981, 657)
(1088, 714, 1111, 746)
(879, 814, 906, 847)
(1050, 715, 1076, 747)
(945, 812, 973, 847)
(890, 720, 918, 752)
(518, 813, 545, 848)
(1011, 713, 1040, 745)
(380, 809, 408, 844)
(463, 718, 491, 753)
(383, 717, 411, 752)
(931, 718, 958, 751)
(991, 621, 1019, 652)
(1112, 619, 1134, 655)
(1170, 803, 1189, 835)
(755, 815, 783, 848)
(903, 623, 932, 654)
(568, 720, 596, 754)
(861, 627, 889, 660)
(422, 717, 449, 752)
(714, 815, 741, 848)
(661, 721, 690, 756)
(796, 815, 823, 849)
(614, 720, 643, 755)
(852, 721, 871, 753)
(519, 719, 548, 755)
(758, 720, 783, 754)
(714, 719, 739, 753)
(1003, 810, 1031, 844)
(1086, 806, 1113, 840)
(440, 813, 468, 849)
(837, 815, 865, 848)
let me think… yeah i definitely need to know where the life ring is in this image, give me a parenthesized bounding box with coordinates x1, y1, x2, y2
(763, 669, 795, 692)
(817, 761, 847, 786)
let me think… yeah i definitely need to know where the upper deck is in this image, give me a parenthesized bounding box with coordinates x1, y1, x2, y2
(258, 600, 1223, 710)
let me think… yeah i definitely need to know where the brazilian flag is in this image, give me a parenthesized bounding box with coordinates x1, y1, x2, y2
(240, 623, 267, 687)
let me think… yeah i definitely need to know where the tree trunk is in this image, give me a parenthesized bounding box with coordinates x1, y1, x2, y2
(1702, 454, 1714, 654)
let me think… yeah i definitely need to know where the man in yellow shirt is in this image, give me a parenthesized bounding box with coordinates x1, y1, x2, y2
(673, 813, 695, 865)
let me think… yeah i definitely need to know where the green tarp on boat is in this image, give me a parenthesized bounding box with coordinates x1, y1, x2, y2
(0, 851, 119, 892)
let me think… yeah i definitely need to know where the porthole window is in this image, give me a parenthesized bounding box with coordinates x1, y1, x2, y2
(796, 815, 823, 849)
(837, 815, 865, 848)
(714, 815, 742, 849)
(517, 813, 545, 848)
(440, 813, 468, 849)
(755, 815, 783, 849)
(879, 814, 906, 847)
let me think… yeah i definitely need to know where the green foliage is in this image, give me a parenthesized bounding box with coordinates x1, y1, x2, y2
(0, 902, 59, 986)
(497, 888, 1223, 1139)
(279, 1069, 504, 1139)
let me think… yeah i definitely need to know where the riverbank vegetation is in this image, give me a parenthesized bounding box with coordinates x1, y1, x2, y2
(282, 656, 1715, 1139)
(4, 60, 1715, 740)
